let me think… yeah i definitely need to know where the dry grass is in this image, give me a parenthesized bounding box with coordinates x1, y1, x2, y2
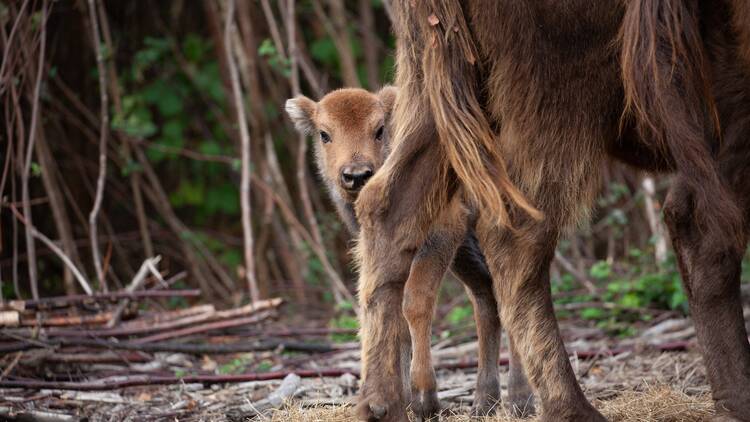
(260, 385, 713, 422)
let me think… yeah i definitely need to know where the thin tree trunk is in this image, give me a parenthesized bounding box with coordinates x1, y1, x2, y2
(21, 1, 48, 299)
(359, 0, 379, 89)
(35, 129, 82, 294)
(86, 0, 109, 292)
(224, 0, 260, 303)
(641, 175, 668, 267)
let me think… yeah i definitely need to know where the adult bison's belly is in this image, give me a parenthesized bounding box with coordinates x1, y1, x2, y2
(469, 0, 625, 146)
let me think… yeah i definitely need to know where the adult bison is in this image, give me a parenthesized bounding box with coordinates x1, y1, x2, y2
(353, 0, 750, 421)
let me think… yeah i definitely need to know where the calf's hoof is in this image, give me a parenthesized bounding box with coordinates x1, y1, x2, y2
(356, 379, 408, 422)
(410, 387, 439, 421)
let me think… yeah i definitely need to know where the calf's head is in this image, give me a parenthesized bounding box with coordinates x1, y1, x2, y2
(285, 87, 397, 204)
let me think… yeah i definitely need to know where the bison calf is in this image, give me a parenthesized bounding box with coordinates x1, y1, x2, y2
(286, 87, 534, 420)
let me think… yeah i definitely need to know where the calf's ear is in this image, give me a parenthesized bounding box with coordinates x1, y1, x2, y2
(285, 96, 317, 135)
(377, 85, 398, 115)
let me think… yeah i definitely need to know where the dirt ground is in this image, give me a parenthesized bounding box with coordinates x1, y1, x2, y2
(262, 350, 713, 422)
(0, 348, 715, 421)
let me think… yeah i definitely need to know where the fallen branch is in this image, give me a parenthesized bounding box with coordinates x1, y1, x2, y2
(40, 300, 279, 339)
(107, 256, 162, 327)
(46, 338, 342, 354)
(228, 373, 301, 419)
(0, 368, 358, 391)
(0, 407, 78, 422)
(132, 310, 276, 344)
(1, 289, 201, 311)
(20, 311, 115, 327)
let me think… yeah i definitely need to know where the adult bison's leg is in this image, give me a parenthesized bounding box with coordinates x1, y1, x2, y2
(664, 177, 750, 421)
(451, 232, 534, 416)
(450, 235, 502, 416)
(476, 219, 604, 422)
(507, 335, 535, 417)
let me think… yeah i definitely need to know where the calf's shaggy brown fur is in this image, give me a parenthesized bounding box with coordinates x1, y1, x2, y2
(286, 87, 534, 419)
(354, 1, 750, 421)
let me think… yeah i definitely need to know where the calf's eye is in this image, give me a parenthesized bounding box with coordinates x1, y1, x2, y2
(320, 131, 331, 143)
(374, 125, 384, 141)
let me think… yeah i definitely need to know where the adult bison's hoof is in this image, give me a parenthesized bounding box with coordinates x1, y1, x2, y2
(470, 397, 498, 417)
(507, 388, 535, 417)
(410, 387, 439, 421)
(711, 416, 745, 422)
(470, 379, 500, 417)
(539, 403, 606, 422)
(356, 379, 408, 422)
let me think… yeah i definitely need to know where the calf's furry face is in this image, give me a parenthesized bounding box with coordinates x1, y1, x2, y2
(285, 87, 397, 203)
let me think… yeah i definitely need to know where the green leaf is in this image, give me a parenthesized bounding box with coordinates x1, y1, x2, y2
(581, 307, 605, 320)
(258, 39, 277, 57)
(170, 180, 205, 207)
(183, 33, 209, 63)
(619, 293, 641, 308)
(205, 183, 239, 215)
(589, 261, 612, 280)
(446, 305, 473, 326)
(310, 37, 337, 65)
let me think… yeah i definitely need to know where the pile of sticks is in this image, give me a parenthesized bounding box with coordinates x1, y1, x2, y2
(0, 260, 300, 391)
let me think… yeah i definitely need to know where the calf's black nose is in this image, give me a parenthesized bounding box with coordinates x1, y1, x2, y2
(341, 166, 374, 191)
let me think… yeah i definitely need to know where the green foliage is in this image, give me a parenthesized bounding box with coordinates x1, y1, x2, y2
(1, 282, 16, 300)
(555, 248, 688, 337)
(259, 39, 291, 77)
(446, 304, 473, 326)
(218, 356, 249, 374)
(330, 301, 358, 343)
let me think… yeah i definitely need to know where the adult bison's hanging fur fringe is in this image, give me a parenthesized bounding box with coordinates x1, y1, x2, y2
(399, 1, 541, 227)
(620, 0, 743, 243)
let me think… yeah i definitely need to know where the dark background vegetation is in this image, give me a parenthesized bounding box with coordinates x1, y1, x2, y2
(2, 0, 749, 336)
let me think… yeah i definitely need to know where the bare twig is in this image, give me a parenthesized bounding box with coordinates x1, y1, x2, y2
(259, 0, 288, 60)
(107, 256, 163, 327)
(554, 250, 598, 294)
(87, 0, 110, 292)
(225, 0, 260, 303)
(6, 203, 93, 295)
(0, 0, 31, 95)
(312, 0, 360, 87)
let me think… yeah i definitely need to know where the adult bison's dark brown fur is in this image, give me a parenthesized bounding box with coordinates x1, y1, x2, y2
(354, 0, 750, 421)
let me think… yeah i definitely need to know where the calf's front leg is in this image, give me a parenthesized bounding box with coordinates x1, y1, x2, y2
(402, 223, 465, 421)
